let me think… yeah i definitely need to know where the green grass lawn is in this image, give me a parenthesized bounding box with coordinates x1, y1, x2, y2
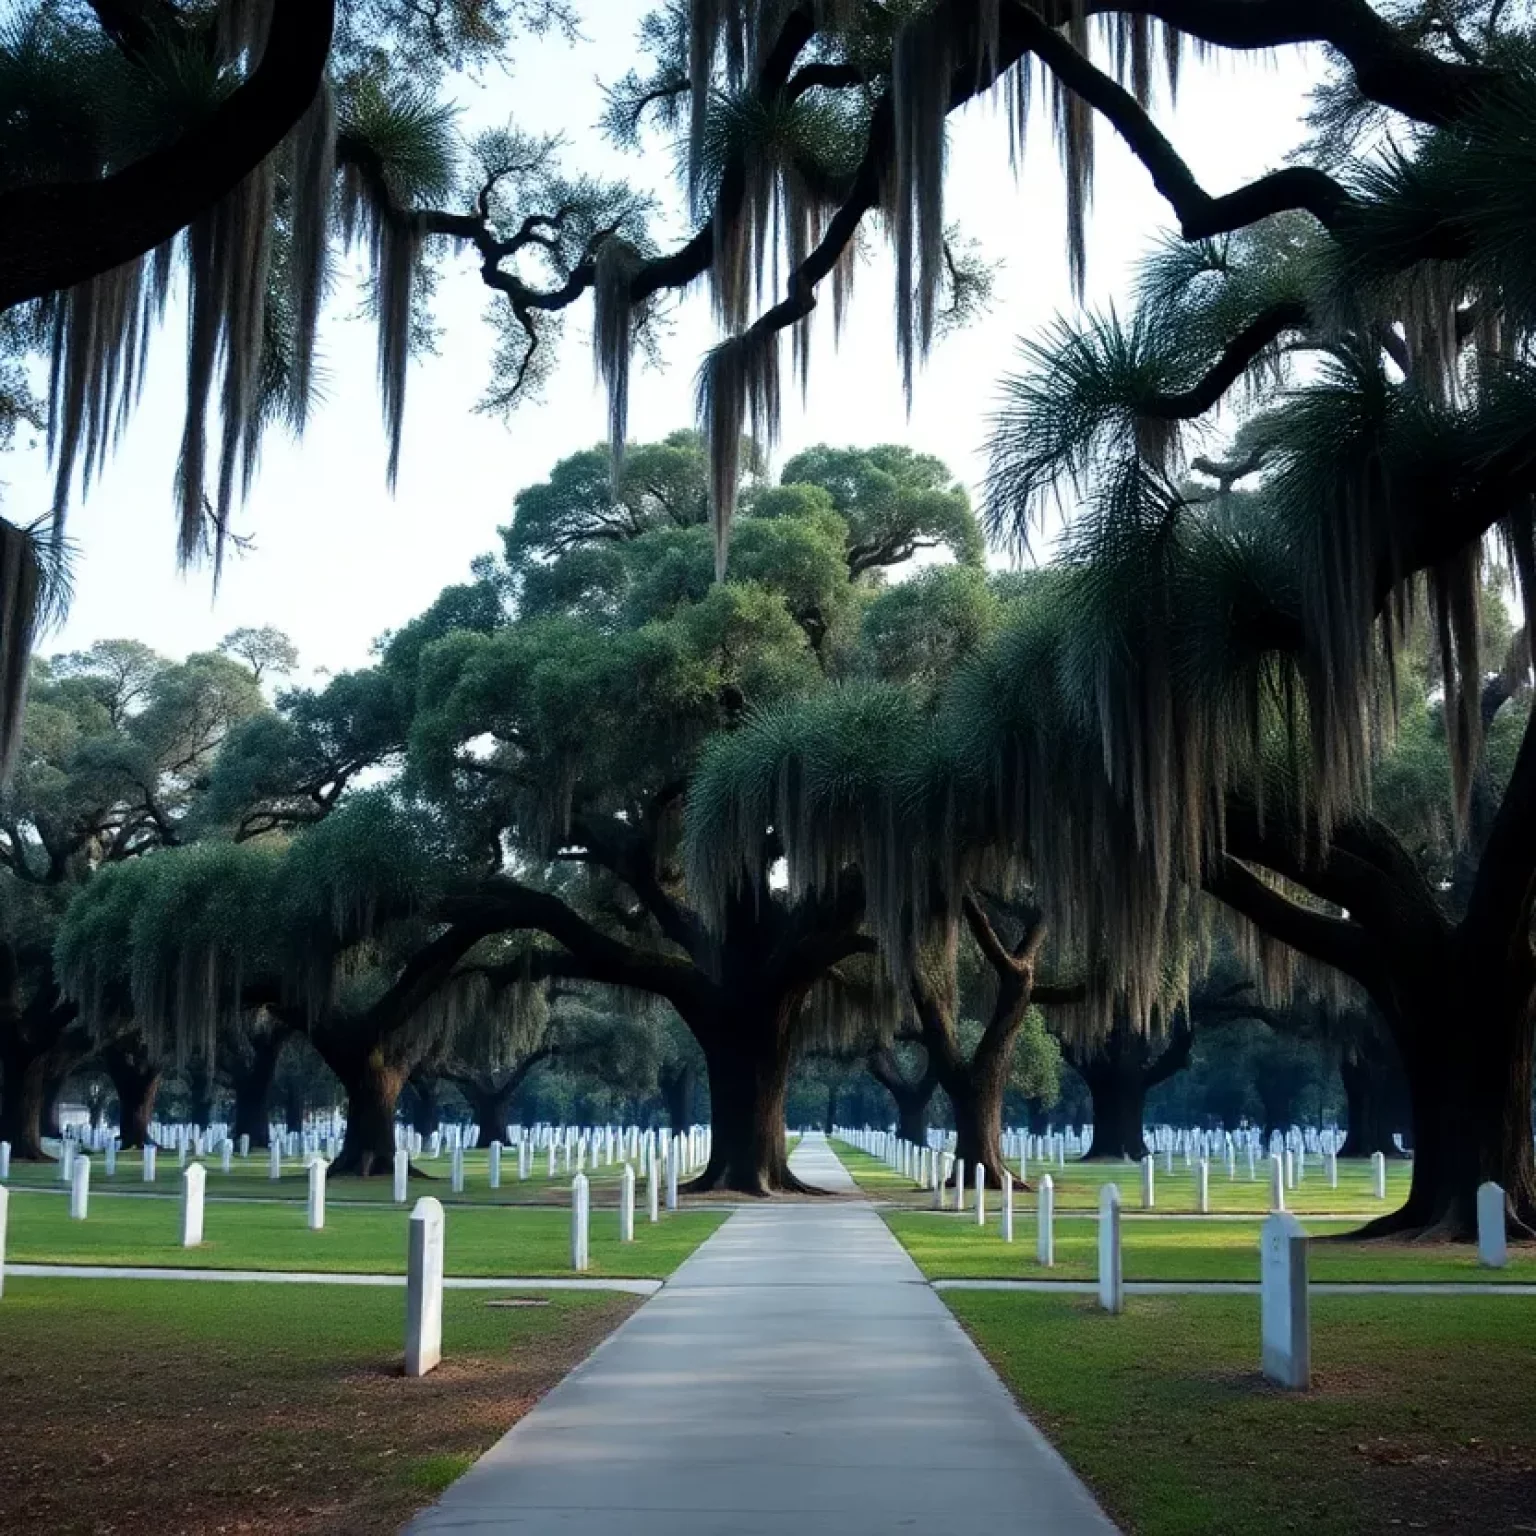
(948, 1290, 1536, 1535)
(830, 1136, 1415, 1215)
(0, 1276, 639, 1535)
(884, 1209, 1536, 1284)
(2, 1147, 650, 1206)
(6, 1187, 725, 1278)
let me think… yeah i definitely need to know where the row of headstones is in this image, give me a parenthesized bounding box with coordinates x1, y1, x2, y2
(5, 1125, 711, 1190)
(847, 1124, 1405, 1199)
(852, 1130, 1514, 1275)
(877, 1123, 1375, 1165)
(24, 1131, 701, 1251)
(384, 1123, 711, 1177)
(847, 1128, 1399, 1212)
(395, 1130, 709, 1204)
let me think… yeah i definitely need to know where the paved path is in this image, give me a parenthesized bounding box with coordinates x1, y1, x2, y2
(405, 1131, 1115, 1535)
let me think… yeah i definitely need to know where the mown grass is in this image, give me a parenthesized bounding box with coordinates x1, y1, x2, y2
(6, 1189, 725, 1278)
(884, 1208, 1536, 1283)
(830, 1136, 1415, 1216)
(949, 1289, 1536, 1536)
(0, 1277, 639, 1535)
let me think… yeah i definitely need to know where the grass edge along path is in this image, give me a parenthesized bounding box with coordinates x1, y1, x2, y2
(0, 1276, 642, 1536)
(945, 1288, 1536, 1536)
(7, 1194, 726, 1280)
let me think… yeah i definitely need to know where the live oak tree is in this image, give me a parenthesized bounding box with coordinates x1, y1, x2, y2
(53, 794, 521, 1175)
(981, 185, 1536, 1235)
(0, 630, 404, 1158)
(403, 435, 977, 1193)
(0, 640, 267, 1154)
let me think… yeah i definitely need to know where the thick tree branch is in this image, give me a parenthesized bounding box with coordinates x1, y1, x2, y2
(0, 0, 336, 309)
(1019, 12, 1349, 238)
(1204, 851, 1375, 984)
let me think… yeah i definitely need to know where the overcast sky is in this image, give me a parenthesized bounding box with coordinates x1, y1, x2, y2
(4, 10, 1325, 680)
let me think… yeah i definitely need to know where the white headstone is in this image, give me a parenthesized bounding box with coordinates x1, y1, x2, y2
(1283, 1148, 1295, 1190)
(182, 1163, 206, 1247)
(143, 1144, 157, 1182)
(394, 1147, 410, 1205)
(1269, 1153, 1286, 1212)
(1037, 1173, 1055, 1267)
(0, 1184, 8, 1297)
(221, 1139, 233, 1174)
(1261, 1211, 1310, 1389)
(0, 1141, 9, 1180)
(955, 1159, 967, 1214)
(1326, 1150, 1338, 1190)
(238, 1134, 250, 1158)
(405, 1196, 445, 1377)
(1196, 1158, 1210, 1215)
(488, 1140, 502, 1189)
(1098, 1183, 1123, 1314)
(647, 1157, 660, 1222)
(1140, 1154, 1155, 1210)
(450, 1145, 464, 1194)
(69, 1154, 90, 1220)
(974, 1164, 987, 1226)
(620, 1162, 636, 1242)
(666, 1140, 679, 1210)
(571, 1173, 590, 1271)
(307, 1158, 327, 1230)
(1001, 1170, 1014, 1243)
(269, 1142, 282, 1181)
(1371, 1151, 1387, 1200)
(1477, 1182, 1508, 1268)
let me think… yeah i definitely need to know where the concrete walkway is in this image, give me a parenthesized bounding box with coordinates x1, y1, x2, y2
(404, 1131, 1116, 1535)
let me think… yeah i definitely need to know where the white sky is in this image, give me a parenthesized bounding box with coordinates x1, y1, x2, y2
(3, 10, 1325, 679)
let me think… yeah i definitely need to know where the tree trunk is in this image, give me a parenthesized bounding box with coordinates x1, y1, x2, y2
(1080, 1062, 1149, 1161)
(230, 1033, 289, 1150)
(187, 1066, 218, 1129)
(925, 986, 1028, 1191)
(1337, 1052, 1403, 1159)
(107, 1059, 162, 1150)
(866, 1046, 939, 1147)
(687, 1003, 814, 1196)
(1367, 990, 1536, 1240)
(408, 1072, 440, 1137)
(284, 1077, 306, 1135)
(328, 1050, 407, 1177)
(42, 1066, 67, 1139)
(0, 1045, 52, 1159)
(660, 1064, 695, 1130)
(822, 1081, 838, 1135)
(944, 1057, 1012, 1188)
